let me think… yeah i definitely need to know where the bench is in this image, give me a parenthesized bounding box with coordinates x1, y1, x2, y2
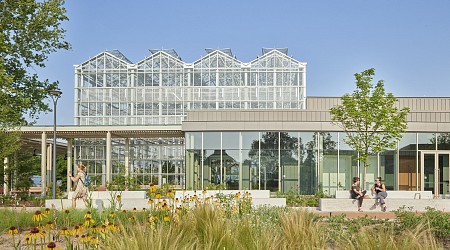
(175, 190, 271, 199)
(28, 187, 42, 196)
(67, 190, 146, 199)
(335, 190, 433, 199)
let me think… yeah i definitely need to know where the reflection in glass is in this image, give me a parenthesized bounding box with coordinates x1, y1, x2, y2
(418, 133, 436, 150)
(319, 132, 338, 196)
(437, 133, 450, 150)
(300, 132, 317, 195)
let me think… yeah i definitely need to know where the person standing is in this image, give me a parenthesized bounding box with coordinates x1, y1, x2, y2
(68, 163, 88, 208)
(371, 177, 388, 212)
(351, 177, 367, 212)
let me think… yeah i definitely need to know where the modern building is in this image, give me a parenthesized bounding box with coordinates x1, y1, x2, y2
(8, 48, 450, 199)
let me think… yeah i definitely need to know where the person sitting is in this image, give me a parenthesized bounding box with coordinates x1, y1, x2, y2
(351, 177, 367, 212)
(371, 177, 388, 212)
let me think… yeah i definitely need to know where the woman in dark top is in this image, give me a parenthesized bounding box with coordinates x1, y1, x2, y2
(371, 177, 388, 212)
(351, 177, 367, 212)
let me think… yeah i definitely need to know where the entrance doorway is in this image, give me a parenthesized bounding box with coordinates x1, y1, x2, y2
(420, 151, 450, 198)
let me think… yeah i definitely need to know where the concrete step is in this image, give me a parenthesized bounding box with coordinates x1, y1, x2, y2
(335, 190, 433, 199)
(46, 197, 286, 210)
(67, 191, 146, 199)
(175, 190, 270, 199)
(319, 198, 450, 212)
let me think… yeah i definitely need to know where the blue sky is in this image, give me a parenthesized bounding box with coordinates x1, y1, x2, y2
(35, 1, 450, 125)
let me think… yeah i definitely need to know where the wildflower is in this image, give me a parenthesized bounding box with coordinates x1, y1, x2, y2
(142, 208, 146, 211)
(202, 189, 207, 195)
(59, 227, 70, 236)
(100, 225, 108, 234)
(46, 221, 54, 230)
(27, 227, 46, 240)
(91, 225, 100, 233)
(132, 208, 138, 213)
(80, 234, 90, 243)
(148, 198, 154, 204)
(108, 211, 116, 218)
(163, 214, 170, 222)
(176, 206, 182, 214)
(84, 217, 95, 227)
(90, 237, 99, 246)
(64, 209, 70, 214)
(25, 237, 32, 244)
(84, 211, 92, 219)
(175, 198, 179, 203)
(128, 216, 136, 221)
(32, 210, 47, 222)
(121, 209, 128, 213)
(116, 195, 121, 201)
(46, 241, 57, 249)
(155, 192, 161, 199)
(149, 183, 157, 193)
(44, 208, 51, 215)
(8, 226, 18, 235)
(167, 189, 175, 198)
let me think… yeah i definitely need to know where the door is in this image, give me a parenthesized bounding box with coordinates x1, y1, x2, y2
(421, 151, 450, 198)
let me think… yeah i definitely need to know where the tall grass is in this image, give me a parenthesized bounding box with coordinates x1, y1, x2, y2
(335, 222, 443, 250)
(101, 205, 326, 250)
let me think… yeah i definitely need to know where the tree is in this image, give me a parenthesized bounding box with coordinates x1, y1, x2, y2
(0, 0, 70, 158)
(330, 68, 409, 188)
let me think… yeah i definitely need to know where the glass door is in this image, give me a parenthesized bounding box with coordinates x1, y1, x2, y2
(421, 151, 450, 198)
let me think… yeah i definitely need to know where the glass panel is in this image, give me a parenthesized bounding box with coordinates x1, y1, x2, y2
(338, 133, 358, 193)
(438, 154, 449, 197)
(380, 150, 396, 190)
(399, 133, 417, 150)
(186, 132, 202, 150)
(242, 132, 259, 149)
(319, 132, 338, 196)
(203, 132, 221, 149)
(260, 149, 279, 192)
(437, 133, 450, 150)
(222, 132, 239, 150)
(185, 149, 201, 190)
(300, 132, 317, 195)
(424, 153, 435, 194)
(203, 150, 221, 186)
(281, 132, 299, 193)
(399, 151, 417, 190)
(242, 149, 259, 190)
(418, 133, 436, 150)
(223, 150, 240, 190)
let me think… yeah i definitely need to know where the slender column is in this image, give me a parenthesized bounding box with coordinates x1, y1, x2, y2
(106, 132, 112, 184)
(41, 132, 47, 197)
(124, 138, 129, 177)
(3, 157, 9, 195)
(47, 144, 52, 185)
(67, 139, 72, 193)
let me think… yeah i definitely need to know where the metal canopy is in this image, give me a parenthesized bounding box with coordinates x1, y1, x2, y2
(205, 48, 234, 58)
(106, 49, 133, 64)
(262, 48, 288, 55)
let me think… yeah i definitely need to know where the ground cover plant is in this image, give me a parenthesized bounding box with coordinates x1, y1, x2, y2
(0, 189, 448, 249)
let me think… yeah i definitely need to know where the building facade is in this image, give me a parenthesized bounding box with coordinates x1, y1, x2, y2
(73, 48, 306, 188)
(39, 48, 445, 199)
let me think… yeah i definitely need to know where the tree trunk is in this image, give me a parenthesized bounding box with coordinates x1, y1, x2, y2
(363, 161, 367, 191)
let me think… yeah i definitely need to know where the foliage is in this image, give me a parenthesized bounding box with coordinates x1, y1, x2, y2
(330, 68, 409, 185)
(278, 187, 331, 207)
(395, 207, 450, 239)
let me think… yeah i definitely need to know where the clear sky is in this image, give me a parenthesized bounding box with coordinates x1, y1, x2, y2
(35, 0, 450, 125)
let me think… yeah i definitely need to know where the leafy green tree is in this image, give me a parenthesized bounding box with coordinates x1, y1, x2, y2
(330, 68, 409, 188)
(0, 0, 70, 159)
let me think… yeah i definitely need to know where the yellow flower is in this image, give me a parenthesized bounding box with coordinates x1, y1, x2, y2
(128, 216, 136, 221)
(116, 195, 121, 201)
(32, 210, 47, 222)
(142, 208, 147, 211)
(25, 237, 32, 244)
(202, 189, 207, 195)
(132, 208, 138, 213)
(108, 211, 116, 218)
(44, 208, 51, 215)
(64, 209, 70, 214)
(163, 214, 170, 222)
(90, 237, 99, 246)
(46, 221, 54, 230)
(167, 189, 175, 198)
(8, 226, 18, 235)
(80, 234, 91, 243)
(121, 209, 128, 213)
(27, 227, 46, 240)
(155, 192, 161, 199)
(84, 217, 95, 227)
(149, 183, 157, 193)
(59, 227, 70, 236)
(84, 211, 92, 219)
